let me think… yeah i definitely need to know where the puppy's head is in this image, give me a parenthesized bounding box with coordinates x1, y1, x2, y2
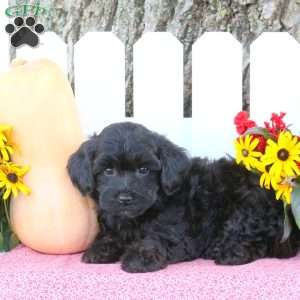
(67, 122, 189, 218)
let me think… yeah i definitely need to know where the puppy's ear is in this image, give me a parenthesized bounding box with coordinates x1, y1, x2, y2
(67, 137, 97, 195)
(157, 136, 190, 195)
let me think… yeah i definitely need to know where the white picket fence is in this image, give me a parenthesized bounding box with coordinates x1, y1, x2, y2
(1, 2, 300, 158)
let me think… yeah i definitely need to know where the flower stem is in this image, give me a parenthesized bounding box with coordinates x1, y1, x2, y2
(3, 198, 11, 227)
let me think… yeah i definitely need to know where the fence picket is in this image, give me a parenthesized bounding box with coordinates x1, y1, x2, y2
(133, 33, 189, 150)
(192, 32, 242, 158)
(251, 33, 300, 132)
(75, 32, 125, 137)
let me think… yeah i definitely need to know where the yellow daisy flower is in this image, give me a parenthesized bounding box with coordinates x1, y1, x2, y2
(274, 181, 293, 205)
(261, 131, 300, 179)
(235, 135, 262, 171)
(256, 162, 279, 190)
(0, 143, 14, 161)
(0, 124, 12, 145)
(0, 124, 16, 161)
(0, 163, 31, 200)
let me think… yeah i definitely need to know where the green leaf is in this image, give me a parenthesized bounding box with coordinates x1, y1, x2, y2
(291, 185, 300, 230)
(281, 202, 292, 243)
(244, 127, 273, 140)
(0, 232, 4, 252)
(0, 219, 11, 252)
(0, 221, 19, 252)
(9, 232, 19, 250)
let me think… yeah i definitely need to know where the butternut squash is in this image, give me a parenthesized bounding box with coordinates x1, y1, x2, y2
(0, 58, 99, 254)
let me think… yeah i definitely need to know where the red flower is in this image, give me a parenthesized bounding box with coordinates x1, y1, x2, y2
(234, 111, 257, 135)
(264, 112, 287, 138)
(252, 134, 267, 153)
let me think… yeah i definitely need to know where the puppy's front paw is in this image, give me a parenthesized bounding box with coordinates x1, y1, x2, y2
(82, 237, 122, 264)
(121, 240, 167, 273)
(82, 248, 109, 264)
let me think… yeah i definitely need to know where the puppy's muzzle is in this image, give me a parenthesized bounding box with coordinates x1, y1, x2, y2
(118, 192, 133, 205)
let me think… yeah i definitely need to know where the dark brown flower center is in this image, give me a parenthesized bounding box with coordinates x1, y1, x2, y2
(242, 149, 249, 157)
(7, 173, 18, 183)
(277, 148, 289, 161)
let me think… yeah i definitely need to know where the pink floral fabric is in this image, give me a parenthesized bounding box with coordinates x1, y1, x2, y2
(0, 246, 299, 299)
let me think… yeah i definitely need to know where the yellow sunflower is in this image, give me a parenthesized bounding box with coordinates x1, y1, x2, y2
(0, 163, 31, 200)
(256, 161, 279, 190)
(274, 181, 293, 204)
(0, 143, 14, 162)
(261, 131, 300, 179)
(0, 124, 12, 145)
(0, 124, 16, 161)
(235, 135, 262, 171)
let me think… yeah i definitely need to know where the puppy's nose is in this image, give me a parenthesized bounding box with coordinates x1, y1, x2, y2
(118, 193, 133, 205)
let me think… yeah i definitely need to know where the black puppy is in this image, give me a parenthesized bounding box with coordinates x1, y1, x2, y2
(188, 157, 300, 265)
(67, 122, 196, 273)
(68, 122, 300, 273)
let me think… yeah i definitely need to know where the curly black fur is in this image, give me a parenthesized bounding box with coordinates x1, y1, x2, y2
(67, 122, 300, 273)
(67, 122, 194, 273)
(188, 158, 300, 265)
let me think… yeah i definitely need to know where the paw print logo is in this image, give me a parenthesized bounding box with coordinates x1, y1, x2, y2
(5, 17, 44, 48)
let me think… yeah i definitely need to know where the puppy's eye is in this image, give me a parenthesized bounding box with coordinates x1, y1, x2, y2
(137, 167, 149, 176)
(104, 168, 115, 176)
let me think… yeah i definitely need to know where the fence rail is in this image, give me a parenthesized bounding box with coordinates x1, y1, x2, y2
(1, 1, 300, 158)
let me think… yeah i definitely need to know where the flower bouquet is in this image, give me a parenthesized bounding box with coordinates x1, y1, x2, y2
(0, 125, 30, 251)
(234, 112, 300, 241)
